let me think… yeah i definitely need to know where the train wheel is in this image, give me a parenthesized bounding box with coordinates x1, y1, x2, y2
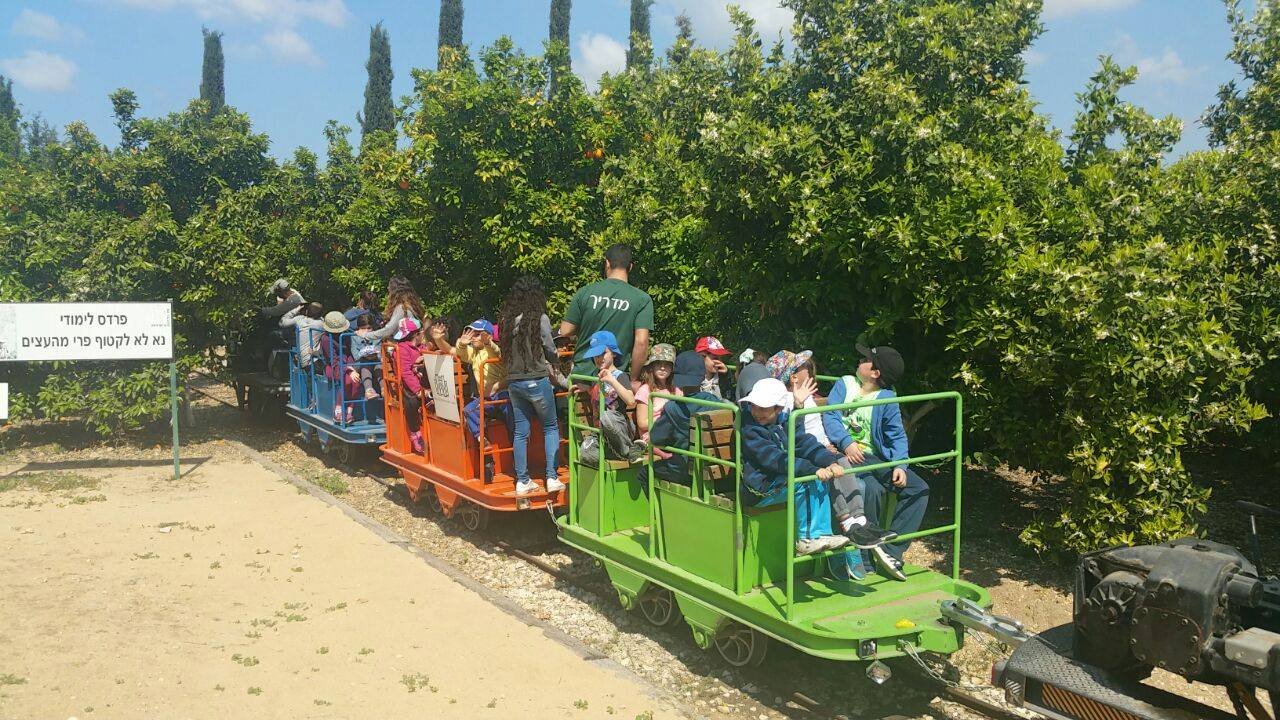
(638, 587, 681, 627)
(426, 488, 443, 514)
(714, 623, 769, 668)
(459, 504, 490, 531)
(334, 441, 352, 467)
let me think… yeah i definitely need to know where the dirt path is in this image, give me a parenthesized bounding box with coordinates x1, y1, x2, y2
(0, 457, 680, 720)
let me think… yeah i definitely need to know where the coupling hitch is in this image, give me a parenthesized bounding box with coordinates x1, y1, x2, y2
(940, 598, 1030, 647)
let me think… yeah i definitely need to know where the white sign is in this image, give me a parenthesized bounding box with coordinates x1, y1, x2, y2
(0, 383, 7, 421)
(423, 353, 460, 424)
(0, 302, 173, 362)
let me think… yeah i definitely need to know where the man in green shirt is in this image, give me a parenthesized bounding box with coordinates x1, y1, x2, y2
(559, 244, 654, 387)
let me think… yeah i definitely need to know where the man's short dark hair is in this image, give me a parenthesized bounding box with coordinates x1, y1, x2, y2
(603, 243, 634, 272)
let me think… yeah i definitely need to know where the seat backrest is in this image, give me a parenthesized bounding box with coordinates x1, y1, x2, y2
(690, 408, 736, 487)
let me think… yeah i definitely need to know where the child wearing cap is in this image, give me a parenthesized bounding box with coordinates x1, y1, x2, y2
(431, 319, 511, 451)
(739, 378, 850, 556)
(393, 317, 429, 453)
(317, 311, 358, 424)
(634, 343, 677, 442)
(771, 351, 897, 579)
(576, 330, 645, 466)
(648, 350, 723, 485)
(734, 348, 769, 401)
(695, 336, 731, 399)
(819, 344, 922, 581)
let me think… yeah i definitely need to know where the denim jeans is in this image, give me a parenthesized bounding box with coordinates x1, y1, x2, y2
(857, 453, 930, 563)
(463, 391, 511, 439)
(508, 378, 559, 484)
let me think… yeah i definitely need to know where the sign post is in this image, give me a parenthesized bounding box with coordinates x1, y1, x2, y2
(0, 301, 180, 479)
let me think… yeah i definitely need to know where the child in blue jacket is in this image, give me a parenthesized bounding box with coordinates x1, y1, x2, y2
(820, 344, 924, 580)
(739, 378, 850, 556)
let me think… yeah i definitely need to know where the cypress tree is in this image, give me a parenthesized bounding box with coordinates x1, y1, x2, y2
(358, 22, 395, 140)
(668, 12, 694, 66)
(438, 0, 464, 61)
(0, 75, 20, 160)
(627, 0, 653, 70)
(547, 0, 572, 95)
(199, 27, 225, 114)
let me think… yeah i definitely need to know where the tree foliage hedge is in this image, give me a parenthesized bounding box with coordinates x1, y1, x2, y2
(1, 0, 1277, 554)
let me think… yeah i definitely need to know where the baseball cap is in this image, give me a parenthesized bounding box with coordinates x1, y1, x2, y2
(270, 278, 290, 295)
(671, 350, 705, 387)
(695, 336, 731, 356)
(467, 318, 496, 335)
(393, 317, 422, 341)
(647, 343, 676, 364)
(741, 378, 790, 410)
(581, 330, 622, 360)
(856, 344, 904, 387)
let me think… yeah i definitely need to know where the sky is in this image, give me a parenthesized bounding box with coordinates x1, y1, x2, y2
(0, 1, 1246, 160)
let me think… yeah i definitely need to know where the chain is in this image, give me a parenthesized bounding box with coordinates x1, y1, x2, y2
(900, 643, 991, 692)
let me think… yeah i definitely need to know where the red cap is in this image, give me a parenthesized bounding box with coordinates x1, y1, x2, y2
(695, 336, 731, 356)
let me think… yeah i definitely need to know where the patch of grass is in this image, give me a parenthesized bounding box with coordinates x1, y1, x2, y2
(316, 646, 328, 655)
(0, 471, 97, 494)
(400, 673, 430, 693)
(245, 631, 261, 639)
(573, 699, 588, 710)
(70, 493, 106, 504)
(323, 602, 347, 612)
(285, 614, 306, 623)
(357, 647, 373, 656)
(314, 699, 331, 706)
(0, 674, 26, 686)
(283, 602, 307, 610)
(487, 698, 498, 708)
(131, 552, 158, 560)
(290, 566, 304, 573)
(634, 712, 653, 720)
(310, 471, 349, 495)
(214, 684, 225, 692)
(247, 686, 262, 696)
(231, 654, 259, 667)
(249, 618, 276, 629)
(244, 561, 264, 569)
(183, 552, 191, 558)
(209, 561, 221, 570)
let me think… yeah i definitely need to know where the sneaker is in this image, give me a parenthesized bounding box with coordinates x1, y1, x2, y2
(515, 480, 540, 496)
(871, 546, 907, 581)
(627, 440, 648, 463)
(364, 388, 379, 401)
(826, 553, 866, 582)
(409, 432, 424, 453)
(578, 435, 600, 467)
(795, 538, 827, 555)
(819, 535, 851, 552)
(844, 520, 898, 549)
(333, 405, 344, 422)
(346, 407, 355, 424)
(545, 477, 566, 493)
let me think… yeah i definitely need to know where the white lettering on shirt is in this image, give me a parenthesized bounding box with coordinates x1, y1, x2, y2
(589, 295, 631, 312)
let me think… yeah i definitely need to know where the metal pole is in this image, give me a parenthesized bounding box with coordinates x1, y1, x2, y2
(170, 359, 180, 481)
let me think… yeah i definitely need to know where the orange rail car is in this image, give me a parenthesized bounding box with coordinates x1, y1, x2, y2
(379, 345, 570, 529)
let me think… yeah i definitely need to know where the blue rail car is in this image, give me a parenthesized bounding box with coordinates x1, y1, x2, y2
(286, 327, 386, 465)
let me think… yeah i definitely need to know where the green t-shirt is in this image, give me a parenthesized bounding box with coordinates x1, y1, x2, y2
(841, 374, 878, 453)
(565, 277, 654, 376)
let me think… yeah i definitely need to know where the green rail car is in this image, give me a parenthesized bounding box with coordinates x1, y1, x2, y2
(557, 373, 989, 667)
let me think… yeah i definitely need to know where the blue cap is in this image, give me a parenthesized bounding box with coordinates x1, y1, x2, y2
(581, 330, 622, 360)
(467, 318, 495, 335)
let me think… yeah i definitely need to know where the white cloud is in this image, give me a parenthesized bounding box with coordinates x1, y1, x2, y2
(655, 0, 793, 46)
(12, 8, 86, 42)
(574, 33, 626, 92)
(1042, 0, 1137, 20)
(110, 0, 350, 28)
(263, 28, 320, 66)
(1023, 48, 1048, 66)
(0, 50, 77, 91)
(1114, 33, 1196, 85)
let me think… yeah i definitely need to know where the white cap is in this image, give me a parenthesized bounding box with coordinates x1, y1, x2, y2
(741, 377, 790, 410)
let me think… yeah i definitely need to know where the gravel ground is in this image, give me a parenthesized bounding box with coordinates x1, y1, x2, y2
(5, 375, 1274, 719)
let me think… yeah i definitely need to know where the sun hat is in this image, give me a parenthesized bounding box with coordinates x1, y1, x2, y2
(672, 350, 705, 387)
(695, 336, 731, 356)
(322, 311, 350, 334)
(393, 317, 422, 341)
(647, 343, 676, 364)
(467, 318, 496, 335)
(581, 330, 623, 360)
(855, 344, 905, 387)
(741, 378, 791, 410)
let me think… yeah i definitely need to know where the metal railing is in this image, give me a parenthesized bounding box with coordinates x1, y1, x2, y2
(292, 326, 384, 427)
